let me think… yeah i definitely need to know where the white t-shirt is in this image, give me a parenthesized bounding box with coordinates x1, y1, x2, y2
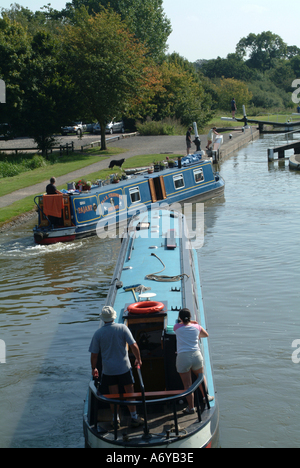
(173, 322, 202, 353)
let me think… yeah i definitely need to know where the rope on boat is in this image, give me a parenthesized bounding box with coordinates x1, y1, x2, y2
(145, 253, 190, 282)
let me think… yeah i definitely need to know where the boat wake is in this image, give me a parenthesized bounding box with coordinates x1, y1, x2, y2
(0, 238, 84, 258)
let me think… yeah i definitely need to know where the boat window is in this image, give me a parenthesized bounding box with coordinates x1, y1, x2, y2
(129, 187, 141, 204)
(194, 168, 204, 183)
(173, 174, 185, 190)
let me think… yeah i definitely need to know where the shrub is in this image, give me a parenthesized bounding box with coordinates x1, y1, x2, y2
(0, 160, 22, 178)
(23, 155, 47, 171)
(0, 154, 47, 178)
(136, 118, 185, 136)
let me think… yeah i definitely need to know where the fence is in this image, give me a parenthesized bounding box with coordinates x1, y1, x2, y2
(80, 132, 139, 152)
(0, 141, 74, 156)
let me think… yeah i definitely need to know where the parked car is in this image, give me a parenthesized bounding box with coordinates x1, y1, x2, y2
(93, 120, 125, 135)
(61, 122, 86, 135)
(86, 123, 96, 134)
(0, 123, 14, 140)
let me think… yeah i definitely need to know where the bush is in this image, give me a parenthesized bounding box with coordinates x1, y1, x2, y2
(0, 154, 48, 178)
(0, 160, 22, 178)
(23, 155, 47, 170)
(136, 118, 185, 136)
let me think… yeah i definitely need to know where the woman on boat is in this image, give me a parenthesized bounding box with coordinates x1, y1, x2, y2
(174, 308, 211, 414)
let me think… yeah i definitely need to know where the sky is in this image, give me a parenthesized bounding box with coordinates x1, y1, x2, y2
(1, 0, 300, 62)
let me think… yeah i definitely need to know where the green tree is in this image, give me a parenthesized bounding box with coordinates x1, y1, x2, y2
(215, 77, 252, 112)
(150, 56, 212, 129)
(236, 31, 287, 72)
(62, 9, 161, 150)
(22, 30, 80, 154)
(60, 0, 172, 60)
(0, 16, 31, 126)
(198, 53, 255, 82)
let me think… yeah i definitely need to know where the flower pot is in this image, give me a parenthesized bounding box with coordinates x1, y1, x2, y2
(154, 165, 161, 172)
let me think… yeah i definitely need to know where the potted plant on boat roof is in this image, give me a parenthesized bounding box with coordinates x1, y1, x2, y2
(111, 174, 120, 183)
(160, 160, 166, 170)
(75, 178, 91, 191)
(166, 156, 175, 168)
(153, 160, 161, 172)
(111, 169, 124, 183)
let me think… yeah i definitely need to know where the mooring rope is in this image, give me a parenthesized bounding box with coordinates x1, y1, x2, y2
(145, 253, 190, 282)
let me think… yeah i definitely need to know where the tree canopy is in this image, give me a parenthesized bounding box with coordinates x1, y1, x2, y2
(0, 0, 299, 153)
(62, 9, 162, 149)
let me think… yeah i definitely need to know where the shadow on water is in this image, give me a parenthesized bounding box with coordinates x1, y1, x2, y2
(0, 219, 121, 448)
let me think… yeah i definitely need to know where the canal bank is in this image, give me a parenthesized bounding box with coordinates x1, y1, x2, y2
(218, 127, 260, 161)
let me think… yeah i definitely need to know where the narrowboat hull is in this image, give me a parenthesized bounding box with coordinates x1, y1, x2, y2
(33, 157, 224, 245)
(83, 209, 219, 449)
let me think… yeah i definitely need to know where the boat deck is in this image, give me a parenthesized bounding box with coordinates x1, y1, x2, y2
(95, 403, 210, 445)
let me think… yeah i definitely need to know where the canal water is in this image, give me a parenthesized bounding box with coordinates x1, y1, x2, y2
(0, 134, 300, 448)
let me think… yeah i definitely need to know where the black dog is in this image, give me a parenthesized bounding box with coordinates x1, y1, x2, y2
(109, 158, 125, 169)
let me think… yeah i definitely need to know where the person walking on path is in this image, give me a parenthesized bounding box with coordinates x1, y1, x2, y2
(186, 126, 193, 155)
(174, 308, 213, 414)
(89, 305, 144, 428)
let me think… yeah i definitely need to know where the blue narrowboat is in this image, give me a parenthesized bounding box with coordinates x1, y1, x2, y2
(83, 208, 219, 448)
(33, 155, 224, 245)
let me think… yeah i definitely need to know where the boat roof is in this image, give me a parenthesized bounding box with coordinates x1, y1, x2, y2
(110, 209, 192, 333)
(63, 154, 212, 196)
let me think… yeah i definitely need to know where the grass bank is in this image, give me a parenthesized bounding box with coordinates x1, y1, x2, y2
(203, 111, 298, 133)
(0, 147, 125, 197)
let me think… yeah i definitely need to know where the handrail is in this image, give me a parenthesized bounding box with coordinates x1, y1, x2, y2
(91, 373, 208, 441)
(34, 195, 50, 225)
(93, 373, 204, 407)
(136, 365, 150, 439)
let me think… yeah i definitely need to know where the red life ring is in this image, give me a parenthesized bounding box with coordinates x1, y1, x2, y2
(127, 301, 165, 315)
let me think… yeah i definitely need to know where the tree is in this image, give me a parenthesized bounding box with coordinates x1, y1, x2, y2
(59, 0, 172, 60)
(236, 31, 287, 72)
(62, 9, 162, 150)
(215, 78, 252, 112)
(22, 30, 80, 154)
(198, 53, 256, 82)
(0, 16, 31, 127)
(150, 56, 212, 129)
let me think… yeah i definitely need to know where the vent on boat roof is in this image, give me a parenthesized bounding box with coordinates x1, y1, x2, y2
(136, 222, 150, 230)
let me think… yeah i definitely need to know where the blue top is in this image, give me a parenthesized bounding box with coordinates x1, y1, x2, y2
(89, 322, 135, 375)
